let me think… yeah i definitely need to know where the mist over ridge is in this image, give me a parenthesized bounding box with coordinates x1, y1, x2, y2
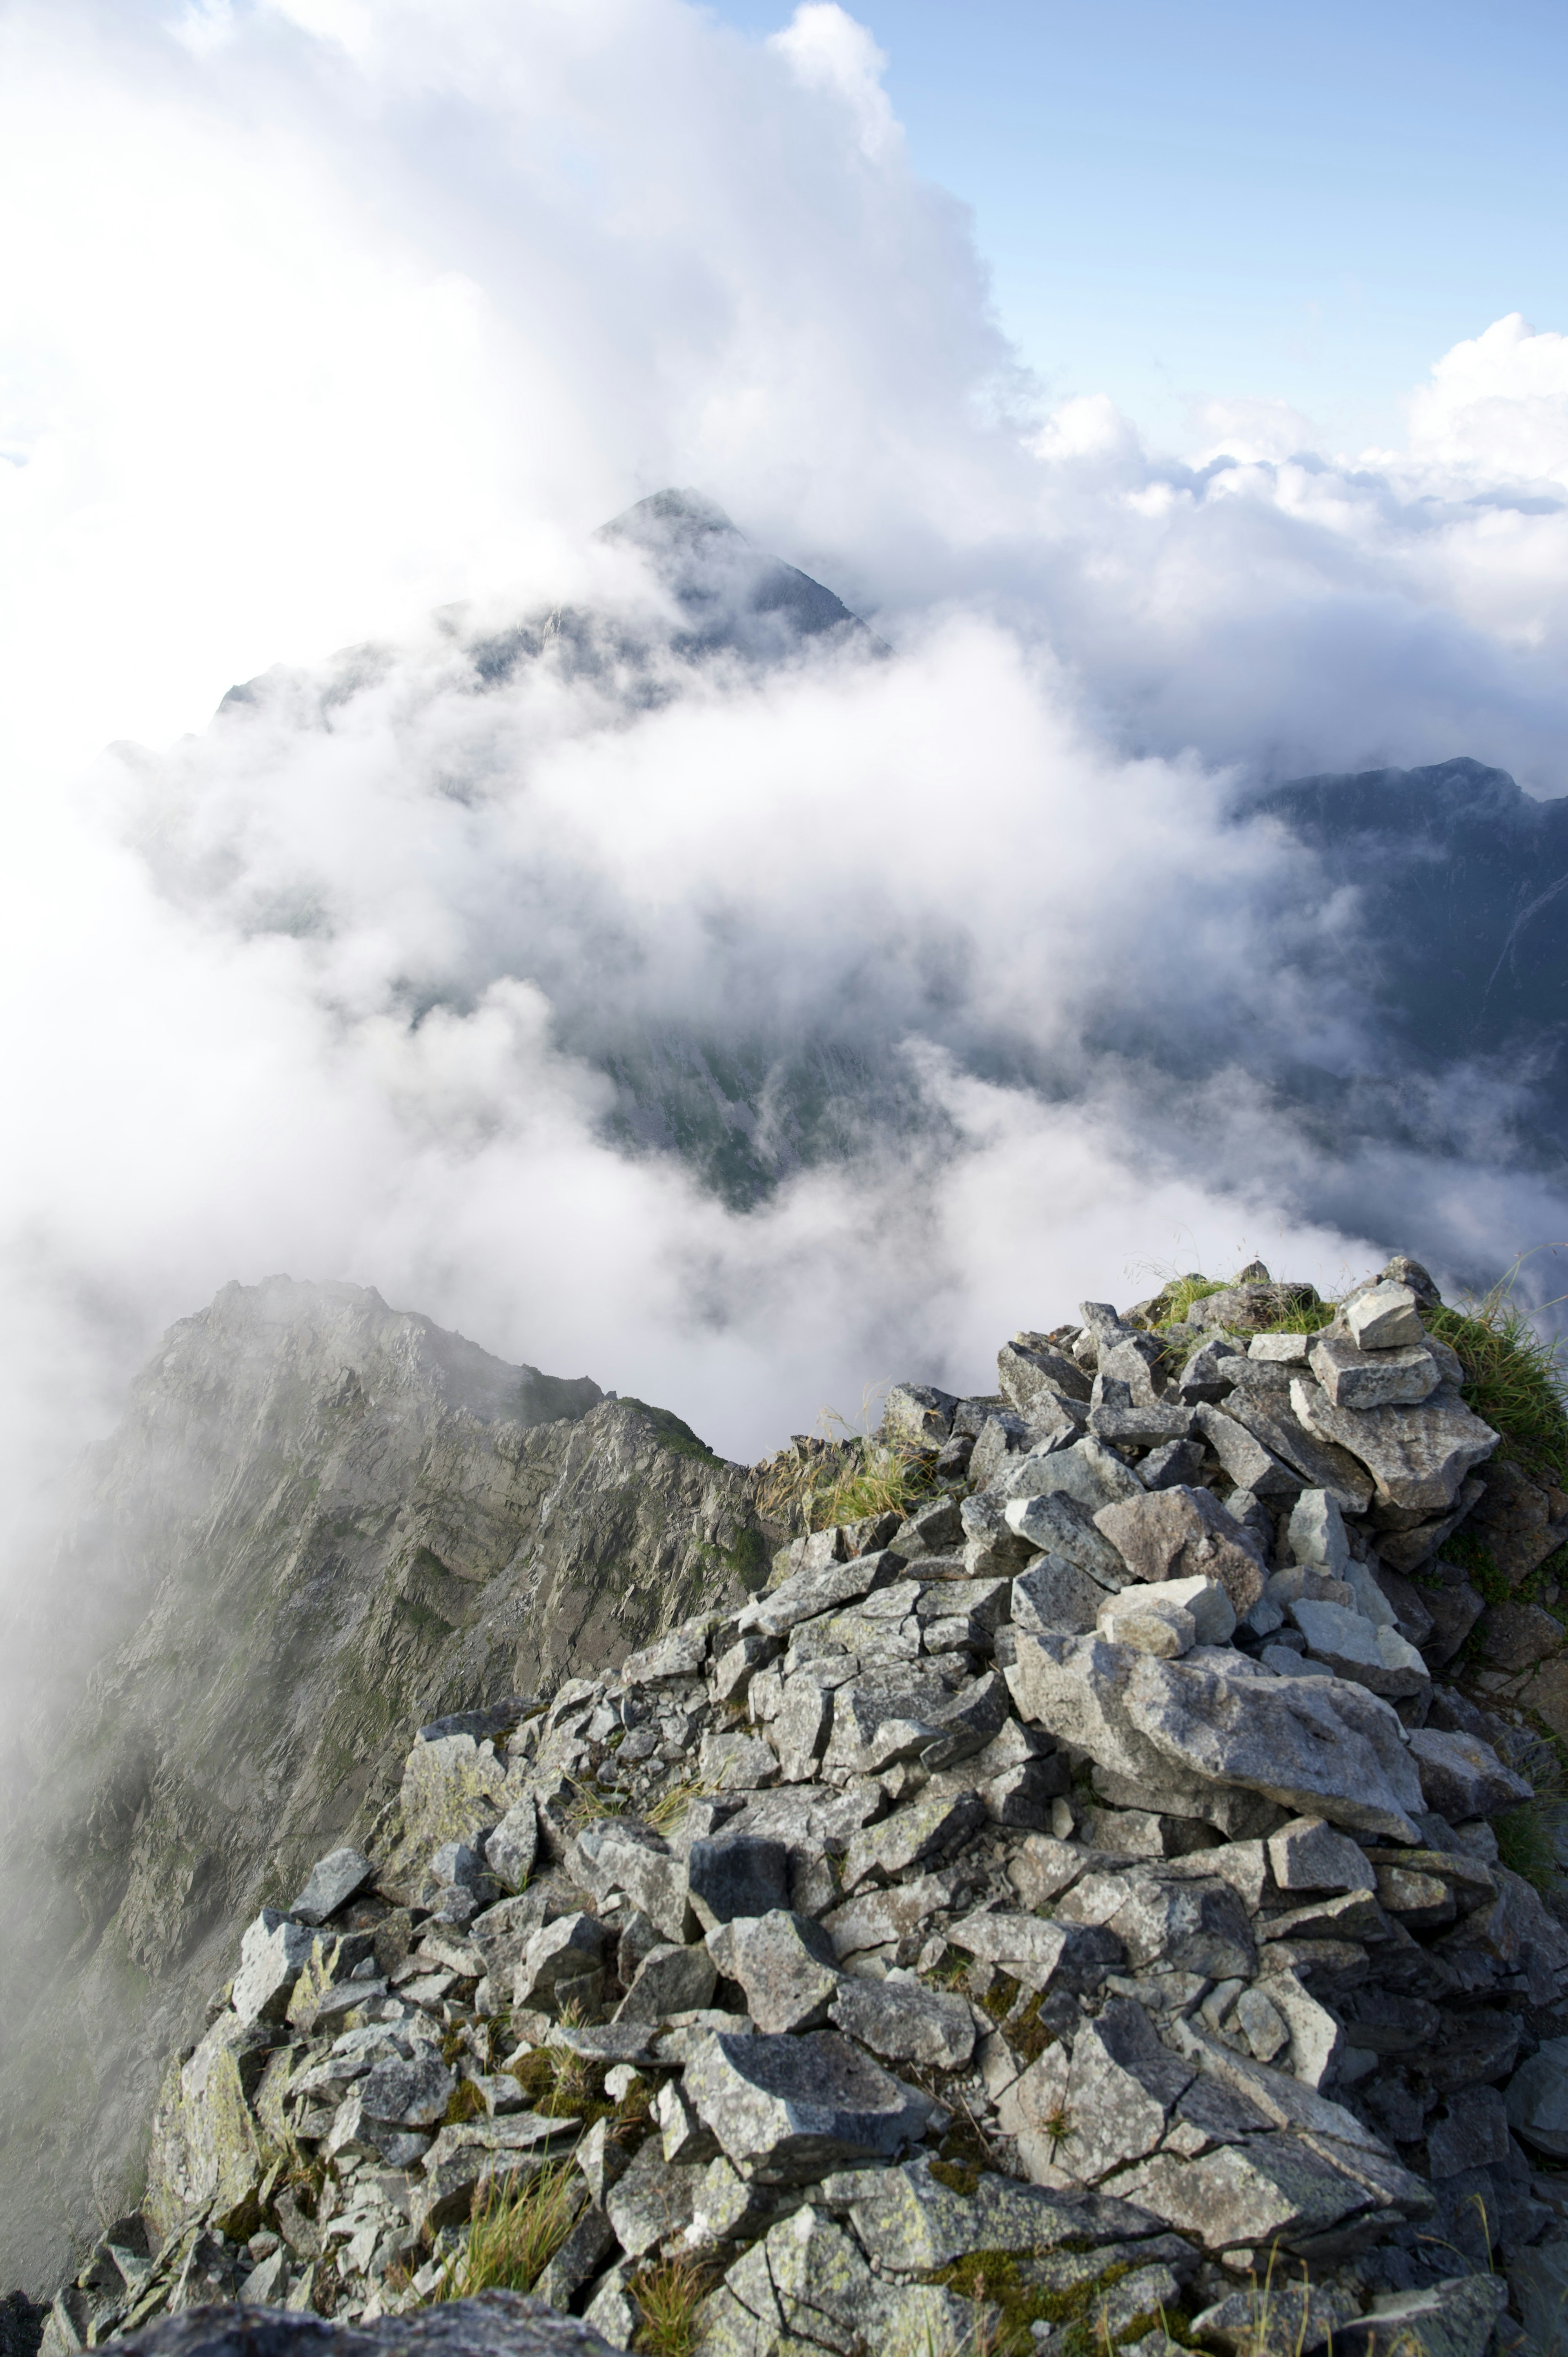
(5, 0, 1568, 1552)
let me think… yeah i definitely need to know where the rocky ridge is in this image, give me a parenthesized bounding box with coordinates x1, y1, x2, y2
(0, 1280, 770, 2297)
(37, 1256, 1568, 2357)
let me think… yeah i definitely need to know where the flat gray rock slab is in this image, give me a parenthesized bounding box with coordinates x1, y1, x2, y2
(1007, 1632, 1425, 1841)
(1291, 1376, 1498, 1514)
(1341, 2274, 1508, 2357)
(1223, 1390, 1374, 1515)
(738, 1550, 904, 1638)
(829, 1973, 976, 2070)
(1308, 1335, 1440, 1410)
(290, 1848, 375, 1926)
(1406, 1726, 1531, 1820)
(1505, 2036, 1568, 2157)
(114, 2292, 623, 2357)
(821, 2154, 1163, 2270)
(683, 2029, 929, 2181)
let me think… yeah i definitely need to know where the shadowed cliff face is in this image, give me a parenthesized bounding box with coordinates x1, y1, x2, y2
(0, 1278, 768, 2293)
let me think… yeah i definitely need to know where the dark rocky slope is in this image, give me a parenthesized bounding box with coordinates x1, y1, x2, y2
(0, 1280, 770, 2294)
(29, 1254, 1568, 2357)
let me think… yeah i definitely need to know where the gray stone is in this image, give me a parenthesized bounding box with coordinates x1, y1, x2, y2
(1510, 2241, 1568, 2357)
(1344, 2275, 1508, 2357)
(819, 1869, 965, 1962)
(769, 1675, 835, 1783)
(1012, 1557, 1106, 1638)
(1249, 1334, 1312, 1363)
(604, 2134, 702, 2256)
(683, 2029, 929, 2182)
(1107, 1575, 1236, 1648)
(882, 1383, 958, 1447)
(1194, 1406, 1299, 1497)
(1096, 1336, 1167, 1404)
(430, 1839, 493, 1894)
(829, 1974, 975, 2070)
(1308, 1335, 1440, 1410)
(1096, 1594, 1198, 1657)
(622, 1621, 713, 1682)
(515, 1915, 605, 2010)
(1004, 1490, 1133, 1587)
(699, 1733, 781, 1791)
(707, 1911, 838, 2034)
(615, 1942, 717, 2023)
(290, 1848, 375, 1927)
(1287, 1601, 1431, 1699)
(1093, 1488, 1265, 1615)
(586, 1837, 693, 1945)
(534, 2206, 617, 2313)
(485, 1804, 539, 1896)
(999, 1435, 1145, 1516)
(1287, 1490, 1349, 1577)
(1425, 2085, 1511, 2177)
(1267, 1817, 1376, 1894)
(714, 1635, 775, 1705)
(824, 2152, 1163, 2269)
(1345, 1280, 1425, 1350)
(842, 1787, 986, 1889)
(1291, 1376, 1499, 1514)
(1506, 2037, 1568, 2157)
(1007, 1631, 1425, 1840)
(1222, 1389, 1374, 1515)
(1113, 2133, 1387, 2255)
(231, 1911, 316, 2026)
(946, 1909, 1121, 1994)
(582, 2263, 641, 2347)
(687, 1837, 791, 1930)
(1478, 1597, 1565, 1671)
(737, 1551, 904, 1639)
(399, 1732, 513, 1862)
(889, 1495, 966, 1557)
(1101, 1875, 1256, 1979)
(116, 2292, 627, 2357)
(1405, 1726, 1532, 1820)
(359, 2056, 457, 2127)
(999, 1340, 1093, 1414)
(1090, 1403, 1196, 1446)
(1177, 1337, 1248, 1403)
(1141, 1439, 1208, 1490)
(1192, 2281, 1360, 2356)
(1058, 1998, 1195, 2183)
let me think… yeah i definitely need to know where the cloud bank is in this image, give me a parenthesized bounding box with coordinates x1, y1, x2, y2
(2, 0, 1568, 1535)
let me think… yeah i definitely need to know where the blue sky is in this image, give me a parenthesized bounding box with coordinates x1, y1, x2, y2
(709, 0, 1568, 450)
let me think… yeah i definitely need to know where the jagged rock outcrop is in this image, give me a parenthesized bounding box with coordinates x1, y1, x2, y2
(39, 1256, 1568, 2357)
(0, 1280, 771, 2296)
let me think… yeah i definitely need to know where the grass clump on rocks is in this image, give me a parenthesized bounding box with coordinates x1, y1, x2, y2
(632, 2256, 718, 2357)
(433, 2160, 580, 2300)
(1426, 1284, 1568, 1492)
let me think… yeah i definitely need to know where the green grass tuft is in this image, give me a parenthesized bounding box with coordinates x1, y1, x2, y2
(632, 2257, 717, 2357)
(433, 2160, 581, 2300)
(1427, 1293, 1568, 1490)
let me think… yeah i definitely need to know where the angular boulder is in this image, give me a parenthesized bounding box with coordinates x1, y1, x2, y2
(1093, 1488, 1265, 1615)
(683, 2030, 929, 2182)
(1291, 1377, 1497, 1514)
(1008, 1632, 1425, 1840)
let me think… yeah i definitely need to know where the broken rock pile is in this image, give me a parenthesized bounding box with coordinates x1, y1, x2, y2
(46, 1258, 1568, 2357)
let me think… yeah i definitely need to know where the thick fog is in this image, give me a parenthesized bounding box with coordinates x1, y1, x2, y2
(3, 0, 1568, 1526)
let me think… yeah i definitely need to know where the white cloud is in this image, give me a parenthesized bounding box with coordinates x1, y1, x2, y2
(1, 0, 1566, 1545)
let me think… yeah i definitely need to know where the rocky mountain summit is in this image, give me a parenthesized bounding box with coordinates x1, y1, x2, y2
(27, 1255, 1568, 2357)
